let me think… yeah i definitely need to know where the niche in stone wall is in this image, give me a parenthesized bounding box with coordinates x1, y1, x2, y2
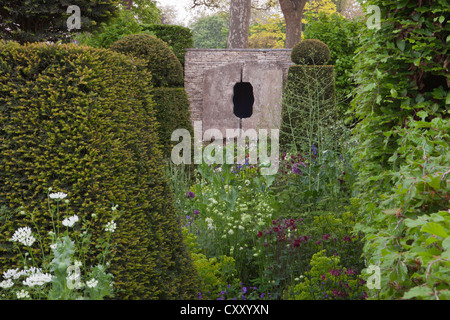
(233, 81, 254, 119)
(201, 62, 283, 138)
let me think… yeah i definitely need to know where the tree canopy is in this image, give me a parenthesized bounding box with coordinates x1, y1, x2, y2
(0, 0, 121, 43)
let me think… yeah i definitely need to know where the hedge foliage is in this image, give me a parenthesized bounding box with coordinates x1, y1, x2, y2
(280, 65, 336, 152)
(290, 39, 331, 66)
(303, 12, 364, 116)
(109, 33, 184, 88)
(350, 0, 449, 299)
(110, 33, 193, 158)
(151, 88, 193, 157)
(0, 41, 198, 299)
(141, 24, 194, 66)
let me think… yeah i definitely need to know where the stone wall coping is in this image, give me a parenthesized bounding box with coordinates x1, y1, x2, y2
(186, 48, 292, 52)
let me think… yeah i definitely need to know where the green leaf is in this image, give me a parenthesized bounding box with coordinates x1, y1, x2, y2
(442, 237, 450, 250)
(425, 175, 442, 191)
(397, 40, 406, 52)
(403, 286, 433, 299)
(390, 88, 398, 98)
(446, 93, 450, 105)
(421, 222, 448, 238)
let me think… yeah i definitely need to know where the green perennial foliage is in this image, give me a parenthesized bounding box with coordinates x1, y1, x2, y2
(351, 0, 449, 300)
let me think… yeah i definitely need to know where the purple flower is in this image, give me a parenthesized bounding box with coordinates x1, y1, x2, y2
(243, 287, 247, 294)
(311, 144, 317, 155)
(186, 191, 195, 199)
(193, 209, 200, 215)
(292, 162, 306, 175)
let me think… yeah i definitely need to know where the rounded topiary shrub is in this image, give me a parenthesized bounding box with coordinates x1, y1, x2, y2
(141, 24, 194, 67)
(291, 39, 331, 65)
(0, 41, 198, 299)
(110, 33, 193, 159)
(109, 33, 184, 87)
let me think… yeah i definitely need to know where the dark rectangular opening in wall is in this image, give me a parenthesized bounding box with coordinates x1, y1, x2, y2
(233, 82, 254, 119)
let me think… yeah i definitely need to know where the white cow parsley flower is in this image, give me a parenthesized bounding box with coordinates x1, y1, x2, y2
(86, 278, 98, 288)
(105, 221, 116, 233)
(0, 279, 14, 289)
(49, 192, 67, 200)
(62, 215, 79, 228)
(22, 272, 52, 287)
(10, 227, 36, 247)
(16, 290, 30, 299)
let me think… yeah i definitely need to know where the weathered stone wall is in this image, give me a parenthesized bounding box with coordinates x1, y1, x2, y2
(184, 49, 293, 138)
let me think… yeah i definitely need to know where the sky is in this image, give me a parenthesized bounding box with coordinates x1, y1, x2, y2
(156, 0, 198, 26)
(156, 0, 220, 26)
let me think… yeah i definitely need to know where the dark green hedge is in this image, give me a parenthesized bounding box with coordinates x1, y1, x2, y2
(141, 24, 193, 66)
(0, 41, 198, 299)
(291, 39, 331, 66)
(151, 88, 193, 157)
(110, 33, 193, 159)
(109, 33, 184, 88)
(280, 65, 336, 152)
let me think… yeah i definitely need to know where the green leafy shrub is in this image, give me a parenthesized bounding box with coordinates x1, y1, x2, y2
(182, 228, 240, 299)
(109, 33, 184, 87)
(303, 12, 363, 116)
(0, 41, 198, 299)
(141, 24, 194, 66)
(191, 13, 229, 49)
(283, 250, 367, 300)
(75, 9, 147, 49)
(351, 0, 449, 299)
(290, 39, 331, 66)
(151, 88, 193, 157)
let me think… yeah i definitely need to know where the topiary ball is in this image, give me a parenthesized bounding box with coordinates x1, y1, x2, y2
(291, 39, 331, 65)
(109, 33, 184, 88)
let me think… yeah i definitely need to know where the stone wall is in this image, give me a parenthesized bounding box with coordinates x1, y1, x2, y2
(184, 49, 293, 139)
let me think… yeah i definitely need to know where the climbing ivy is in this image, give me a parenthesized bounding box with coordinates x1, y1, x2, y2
(350, 0, 449, 299)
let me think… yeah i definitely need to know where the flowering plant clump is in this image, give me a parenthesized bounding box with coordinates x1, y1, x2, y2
(284, 250, 367, 300)
(165, 142, 364, 300)
(0, 189, 117, 300)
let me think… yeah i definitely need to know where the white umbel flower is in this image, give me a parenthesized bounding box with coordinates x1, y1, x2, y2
(49, 192, 67, 200)
(10, 227, 36, 247)
(86, 278, 98, 288)
(3, 268, 24, 280)
(0, 279, 14, 289)
(22, 272, 52, 287)
(62, 215, 79, 228)
(105, 220, 116, 233)
(16, 290, 30, 299)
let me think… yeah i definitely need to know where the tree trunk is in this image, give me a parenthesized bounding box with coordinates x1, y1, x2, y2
(279, 0, 307, 48)
(227, 0, 252, 48)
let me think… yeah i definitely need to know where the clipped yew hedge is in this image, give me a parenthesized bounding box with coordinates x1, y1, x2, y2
(109, 33, 184, 88)
(110, 33, 193, 158)
(290, 39, 331, 66)
(141, 24, 193, 67)
(0, 41, 198, 299)
(151, 88, 193, 157)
